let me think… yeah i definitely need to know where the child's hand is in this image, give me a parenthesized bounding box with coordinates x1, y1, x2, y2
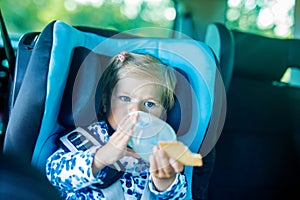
(149, 146, 184, 191)
(92, 114, 138, 174)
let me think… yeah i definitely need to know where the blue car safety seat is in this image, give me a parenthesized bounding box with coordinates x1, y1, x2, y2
(3, 21, 224, 200)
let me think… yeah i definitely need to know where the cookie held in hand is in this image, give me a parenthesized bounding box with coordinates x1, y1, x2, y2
(159, 141, 203, 166)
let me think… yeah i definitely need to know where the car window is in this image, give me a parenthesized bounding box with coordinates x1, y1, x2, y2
(0, 0, 176, 38)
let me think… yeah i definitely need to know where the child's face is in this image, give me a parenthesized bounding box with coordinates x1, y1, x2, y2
(107, 76, 166, 130)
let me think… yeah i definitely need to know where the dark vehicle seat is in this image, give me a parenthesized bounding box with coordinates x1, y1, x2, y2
(208, 28, 300, 200)
(0, 153, 60, 200)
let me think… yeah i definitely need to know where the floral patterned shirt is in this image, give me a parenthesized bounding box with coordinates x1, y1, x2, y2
(46, 121, 187, 199)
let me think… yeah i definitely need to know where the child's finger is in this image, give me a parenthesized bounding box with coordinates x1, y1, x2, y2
(157, 150, 174, 176)
(108, 113, 139, 153)
(149, 154, 158, 174)
(169, 158, 184, 173)
(150, 147, 174, 178)
(129, 112, 139, 124)
(125, 148, 140, 158)
(117, 112, 138, 136)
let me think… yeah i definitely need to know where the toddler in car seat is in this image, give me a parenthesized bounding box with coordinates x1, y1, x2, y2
(46, 51, 187, 199)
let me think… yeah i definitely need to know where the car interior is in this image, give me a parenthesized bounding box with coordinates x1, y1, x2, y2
(1, 0, 300, 200)
(206, 23, 300, 200)
(1, 19, 222, 199)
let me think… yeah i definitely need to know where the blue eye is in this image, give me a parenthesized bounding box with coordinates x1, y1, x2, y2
(144, 101, 155, 108)
(120, 96, 131, 102)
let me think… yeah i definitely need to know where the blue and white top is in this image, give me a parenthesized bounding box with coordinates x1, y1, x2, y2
(46, 121, 187, 199)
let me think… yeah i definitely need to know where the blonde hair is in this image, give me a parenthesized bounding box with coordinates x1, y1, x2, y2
(98, 52, 177, 118)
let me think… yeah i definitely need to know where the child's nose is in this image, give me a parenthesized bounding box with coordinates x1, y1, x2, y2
(128, 102, 142, 113)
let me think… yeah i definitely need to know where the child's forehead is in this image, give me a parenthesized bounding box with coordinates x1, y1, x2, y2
(118, 75, 161, 85)
(119, 66, 163, 81)
(114, 77, 165, 94)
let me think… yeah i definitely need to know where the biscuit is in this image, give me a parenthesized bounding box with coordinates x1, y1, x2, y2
(159, 141, 203, 166)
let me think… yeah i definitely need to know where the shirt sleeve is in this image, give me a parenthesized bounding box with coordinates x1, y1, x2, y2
(46, 122, 111, 193)
(148, 173, 187, 199)
(46, 146, 107, 192)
